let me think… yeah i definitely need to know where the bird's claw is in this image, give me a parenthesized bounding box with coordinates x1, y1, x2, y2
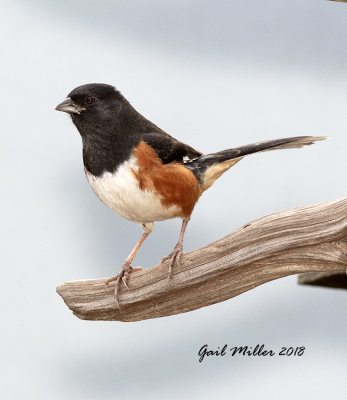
(122, 272, 130, 289)
(162, 243, 183, 280)
(105, 263, 142, 308)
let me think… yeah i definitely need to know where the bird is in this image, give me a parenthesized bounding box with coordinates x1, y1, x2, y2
(55, 83, 326, 306)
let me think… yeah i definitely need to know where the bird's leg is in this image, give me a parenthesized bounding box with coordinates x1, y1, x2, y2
(106, 232, 149, 307)
(162, 218, 189, 280)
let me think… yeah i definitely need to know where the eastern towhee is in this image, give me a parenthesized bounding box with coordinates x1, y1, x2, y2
(56, 83, 326, 306)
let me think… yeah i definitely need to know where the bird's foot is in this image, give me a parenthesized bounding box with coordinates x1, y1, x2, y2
(105, 262, 142, 308)
(161, 242, 183, 280)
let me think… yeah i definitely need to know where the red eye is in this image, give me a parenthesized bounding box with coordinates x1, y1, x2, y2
(85, 96, 96, 105)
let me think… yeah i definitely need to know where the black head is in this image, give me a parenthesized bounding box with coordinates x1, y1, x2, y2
(55, 83, 127, 137)
(55, 83, 156, 175)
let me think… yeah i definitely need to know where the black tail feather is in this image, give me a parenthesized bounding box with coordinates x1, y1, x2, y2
(184, 135, 326, 187)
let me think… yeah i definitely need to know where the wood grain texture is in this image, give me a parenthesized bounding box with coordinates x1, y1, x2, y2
(57, 197, 347, 322)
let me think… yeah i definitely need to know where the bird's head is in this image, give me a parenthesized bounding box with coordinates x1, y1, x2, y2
(55, 83, 126, 136)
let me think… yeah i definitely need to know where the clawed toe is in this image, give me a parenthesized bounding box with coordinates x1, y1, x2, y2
(162, 244, 183, 280)
(105, 263, 142, 308)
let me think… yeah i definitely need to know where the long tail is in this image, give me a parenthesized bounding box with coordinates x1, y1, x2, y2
(184, 136, 327, 190)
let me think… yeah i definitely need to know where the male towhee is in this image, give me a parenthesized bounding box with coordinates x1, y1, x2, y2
(56, 83, 325, 306)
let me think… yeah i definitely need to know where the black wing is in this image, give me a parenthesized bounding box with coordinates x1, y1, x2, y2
(141, 131, 202, 165)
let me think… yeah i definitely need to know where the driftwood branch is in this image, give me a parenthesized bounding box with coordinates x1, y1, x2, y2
(57, 198, 347, 322)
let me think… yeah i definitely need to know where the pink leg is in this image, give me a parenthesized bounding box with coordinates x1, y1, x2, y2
(162, 218, 189, 279)
(106, 232, 149, 307)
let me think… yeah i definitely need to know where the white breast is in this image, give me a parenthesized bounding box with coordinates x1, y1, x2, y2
(85, 157, 181, 225)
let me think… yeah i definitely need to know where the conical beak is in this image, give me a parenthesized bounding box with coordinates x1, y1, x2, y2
(55, 98, 83, 114)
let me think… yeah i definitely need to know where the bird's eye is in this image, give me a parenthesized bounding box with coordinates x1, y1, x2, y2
(85, 96, 96, 105)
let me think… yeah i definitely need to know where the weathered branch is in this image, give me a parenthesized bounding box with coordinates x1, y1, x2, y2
(57, 197, 347, 322)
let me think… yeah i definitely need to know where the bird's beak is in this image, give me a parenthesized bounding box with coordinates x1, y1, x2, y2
(55, 98, 84, 114)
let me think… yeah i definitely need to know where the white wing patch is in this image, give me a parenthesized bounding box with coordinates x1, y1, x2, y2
(183, 155, 199, 164)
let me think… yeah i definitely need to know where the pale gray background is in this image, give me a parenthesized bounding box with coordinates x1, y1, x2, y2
(1, 0, 346, 399)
